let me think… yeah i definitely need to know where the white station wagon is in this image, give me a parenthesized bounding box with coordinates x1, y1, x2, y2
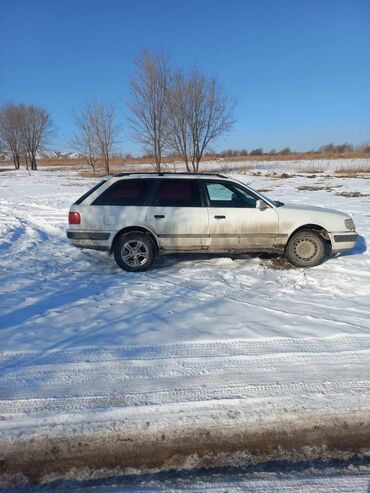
(67, 173, 358, 271)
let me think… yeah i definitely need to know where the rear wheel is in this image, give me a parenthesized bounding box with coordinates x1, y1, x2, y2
(114, 232, 156, 272)
(285, 229, 327, 267)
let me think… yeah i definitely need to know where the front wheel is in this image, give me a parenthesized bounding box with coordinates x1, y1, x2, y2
(114, 232, 156, 272)
(285, 230, 328, 267)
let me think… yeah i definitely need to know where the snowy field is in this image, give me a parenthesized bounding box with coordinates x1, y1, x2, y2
(1, 160, 370, 489)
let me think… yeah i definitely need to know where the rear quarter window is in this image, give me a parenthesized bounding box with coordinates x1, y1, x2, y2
(92, 179, 153, 206)
(74, 180, 107, 205)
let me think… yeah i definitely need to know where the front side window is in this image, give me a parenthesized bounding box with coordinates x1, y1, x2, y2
(206, 182, 257, 208)
(153, 180, 202, 207)
(92, 179, 153, 206)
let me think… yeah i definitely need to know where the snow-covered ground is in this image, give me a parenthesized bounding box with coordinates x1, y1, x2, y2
(5, 469, 370, 492)
(1, 160, 370, 489)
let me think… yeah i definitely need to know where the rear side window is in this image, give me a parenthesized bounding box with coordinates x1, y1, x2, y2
(74, 180, 107, 205)
(153, 180, 202, 207)
(92, 179, 153, 206)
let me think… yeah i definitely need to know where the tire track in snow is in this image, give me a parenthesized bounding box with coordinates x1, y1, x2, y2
(1, 336, 370, 416)
(1, 378, 370, 416)
(1, 333, 369, 365)
(143, 270, 370, 331)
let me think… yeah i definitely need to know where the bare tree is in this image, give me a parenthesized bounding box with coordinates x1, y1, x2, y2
(166, 71, 191, 172)
(187, 70, 234, 172)
(166, 69, 234, 172)
(17, 104, 52, 170)
(250, 148, 263, 156)
(89, 102, 121, 174)
(70, 102, 121, 174)
(278, 147, 291, 155)
(70, 109, 100, 174)
(0, 104, 23, 169)
(128, 50, 170, 172)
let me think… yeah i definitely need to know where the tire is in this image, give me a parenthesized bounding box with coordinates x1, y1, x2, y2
(285, 229, 328, 268)
(114, 232, 156, 272)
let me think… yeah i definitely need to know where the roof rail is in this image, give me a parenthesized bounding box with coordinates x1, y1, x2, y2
(114, 172, 227, 178)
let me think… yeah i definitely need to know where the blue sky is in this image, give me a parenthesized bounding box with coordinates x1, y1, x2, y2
(1, 0, 369, 154)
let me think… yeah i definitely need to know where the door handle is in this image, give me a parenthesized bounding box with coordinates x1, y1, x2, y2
(154, 214, 165, 219)
(214, 215, 226, 219)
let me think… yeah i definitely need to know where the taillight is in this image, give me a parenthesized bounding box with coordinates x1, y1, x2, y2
(69, 211, 81, 224)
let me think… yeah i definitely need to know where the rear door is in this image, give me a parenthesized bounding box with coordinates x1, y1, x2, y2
(203, 181, 279, 251)
(146, 179, 209, 251)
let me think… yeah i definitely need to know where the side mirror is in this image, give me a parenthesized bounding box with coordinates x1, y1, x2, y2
(256, 199, 268, 211)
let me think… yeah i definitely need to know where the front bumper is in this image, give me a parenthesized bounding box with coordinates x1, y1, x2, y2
(329, 231, 358, 253)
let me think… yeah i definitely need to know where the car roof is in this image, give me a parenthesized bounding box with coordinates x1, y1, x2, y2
(112, 172, 229, 180)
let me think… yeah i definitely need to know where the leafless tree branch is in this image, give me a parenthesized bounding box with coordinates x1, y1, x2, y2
(128, 50, 171, 172)
(17, 104, 52, 170)
(71, 101, 122, 174)
(0, 104, 24, 169)
(166, 69, 234, 172)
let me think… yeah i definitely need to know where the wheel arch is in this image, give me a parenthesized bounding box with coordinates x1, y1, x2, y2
(285, 224, 332, 252)
(110, 226, 159, 254)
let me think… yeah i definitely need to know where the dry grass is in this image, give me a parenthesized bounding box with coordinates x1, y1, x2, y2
(293, 163, 325, 174)
(2, 151, 370, 179)
(335, 191, 370, 198)
(334, 164, 370, 176)
(213, 150, 370, 162)
(267, 172, 296, 179)
(216, 162, 258, 174)
(297, 185, 326, 191)
(79, 170, 110, 178)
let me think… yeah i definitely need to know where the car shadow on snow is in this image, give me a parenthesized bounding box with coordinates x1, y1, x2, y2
(49, 280, 225, 350)
(154, 252, 296, 271)
(0, 275, 111, 332)
(154, 251, 273, 267)
(333, 234, 367, 258)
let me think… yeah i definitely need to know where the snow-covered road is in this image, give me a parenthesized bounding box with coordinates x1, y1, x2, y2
(1, 335, 370, 417)
(0, 161, 370, 487)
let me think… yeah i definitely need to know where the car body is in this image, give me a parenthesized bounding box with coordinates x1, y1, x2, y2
(67, 173, 358, 271)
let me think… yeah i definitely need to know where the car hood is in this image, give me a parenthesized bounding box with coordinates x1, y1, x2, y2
(276, 203, 352, 231)
(280, 203, 349, 216)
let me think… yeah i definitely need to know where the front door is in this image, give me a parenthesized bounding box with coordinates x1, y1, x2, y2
(147, 179, 209, 251)
(203, 181, 279, 251)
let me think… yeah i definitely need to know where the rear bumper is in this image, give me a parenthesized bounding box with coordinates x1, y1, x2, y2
(67, 231, 111, 251)
(329, 231, 358, 253)
(67, 232, 110, 241)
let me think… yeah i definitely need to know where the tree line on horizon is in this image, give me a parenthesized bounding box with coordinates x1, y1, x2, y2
(103, 141, 370, 161)
(217, 142, 370, 158)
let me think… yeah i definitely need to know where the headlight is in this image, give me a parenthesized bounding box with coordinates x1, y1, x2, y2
(345, 218, 355, 230)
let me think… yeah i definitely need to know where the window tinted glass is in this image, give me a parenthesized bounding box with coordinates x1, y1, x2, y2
(206, 182, 257, 208)
(93, 179, 153, 206)
(154, 180, 202, 207)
